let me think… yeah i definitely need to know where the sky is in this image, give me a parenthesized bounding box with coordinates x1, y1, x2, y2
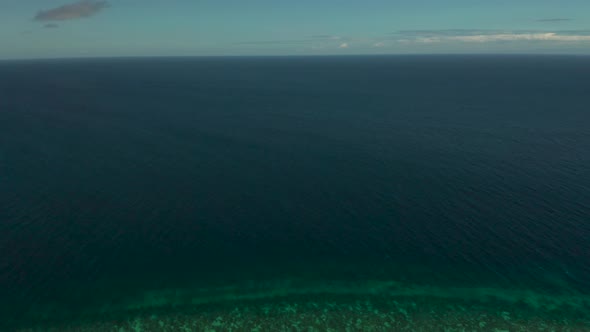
(2, 0, 590, 59)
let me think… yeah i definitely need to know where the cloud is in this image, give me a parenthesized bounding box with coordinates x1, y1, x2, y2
(446, 33, 590, 43)
(237, 35, 350, 48)
(395, 29, 590, 43)
(236, 39, 317, 46)
(34, 0, 109, 22)
(235, 29, 590, 51)
(536, 18, 572, 23)
(311, 35, 343, 41)
(44, 23, 60, 29)
(397, 29, 529, 37)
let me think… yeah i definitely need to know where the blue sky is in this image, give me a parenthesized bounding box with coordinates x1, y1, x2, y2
(2, 0, 590, 59)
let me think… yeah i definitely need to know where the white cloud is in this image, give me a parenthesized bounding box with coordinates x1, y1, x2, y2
(373, 42, 385, 47)
(339, 42, 349, 48)
(412, 37, 442, 43)
(405, 32, 590, 43)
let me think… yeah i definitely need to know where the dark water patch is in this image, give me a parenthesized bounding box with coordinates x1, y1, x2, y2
(1, 55, 590, 329)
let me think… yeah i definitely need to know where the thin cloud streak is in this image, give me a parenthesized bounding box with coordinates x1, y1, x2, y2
(416, 33, 590, 43)
(34, 0, 109, 22)
(236, 40, 308, 45)
(215, 30, 590, 52)
(237, 35, 348, 47)
(311, 35, 343, 41)
(449, 33, 590, 42)
(395, 30, 590, 43)
(536, 18, 573, 23)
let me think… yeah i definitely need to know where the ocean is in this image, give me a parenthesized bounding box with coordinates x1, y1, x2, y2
(1, 55, 589, 331)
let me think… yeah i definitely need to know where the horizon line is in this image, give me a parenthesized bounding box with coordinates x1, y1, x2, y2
(2, 53, 590, 62)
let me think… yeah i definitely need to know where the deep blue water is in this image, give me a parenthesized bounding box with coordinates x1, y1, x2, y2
(1, 55, 589, 329)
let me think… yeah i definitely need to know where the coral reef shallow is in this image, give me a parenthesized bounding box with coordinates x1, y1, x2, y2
(13, 279, 590, 331)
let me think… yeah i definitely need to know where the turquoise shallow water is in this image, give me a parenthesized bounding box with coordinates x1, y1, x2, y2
(13, 276, 590, 331)
(1, 55, 589, 330)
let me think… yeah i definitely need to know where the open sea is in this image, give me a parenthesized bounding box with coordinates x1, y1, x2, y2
(1, 55, 589, 331)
